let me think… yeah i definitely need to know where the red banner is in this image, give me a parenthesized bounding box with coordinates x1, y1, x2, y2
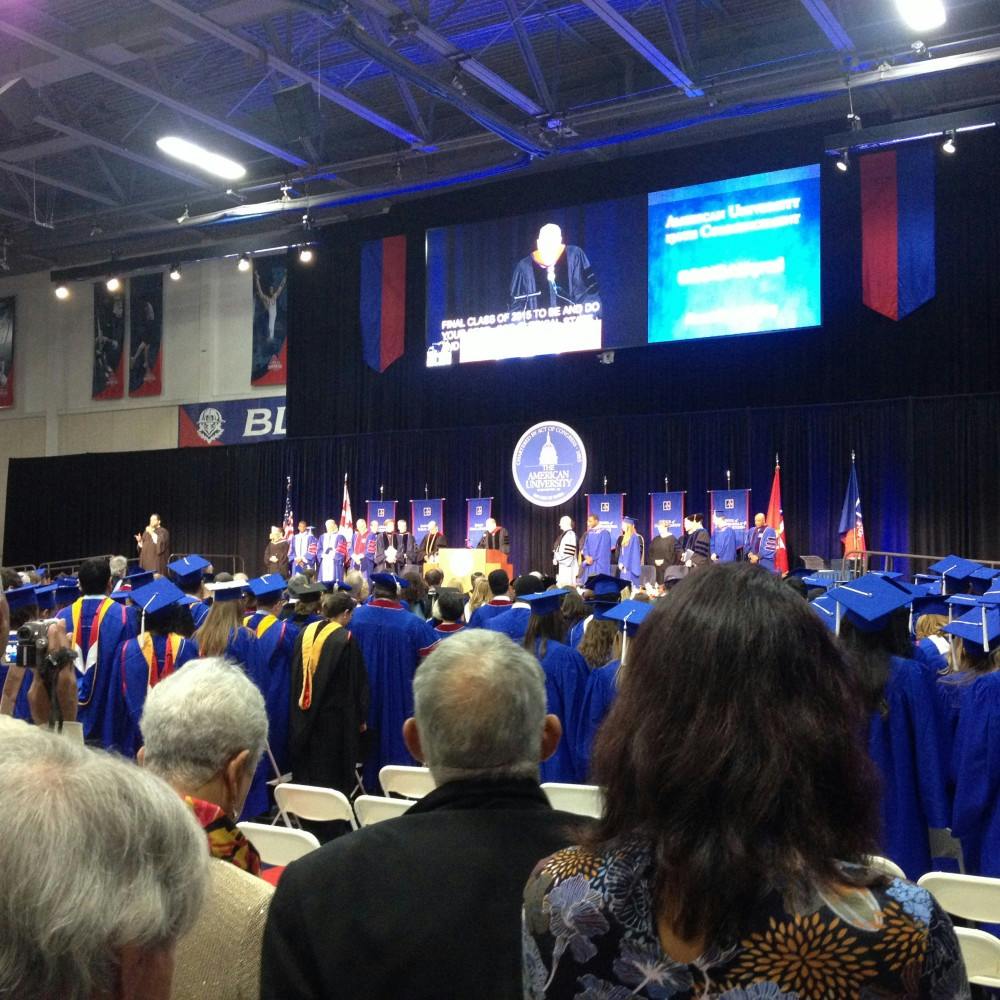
(0, 296, 14, 409)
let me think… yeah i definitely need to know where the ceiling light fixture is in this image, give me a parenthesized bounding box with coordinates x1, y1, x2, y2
(106, 276, 121, 292)
(54, 284, 70, 300)
(835, 151, 850, 172)
(941, 130, 956, 154)
(298, 246, 314, 264)
(894, 0, 946, 33)
(156, 136, 246, 181)
(237, 253, 251, 272)
(169, 264, 182, 281)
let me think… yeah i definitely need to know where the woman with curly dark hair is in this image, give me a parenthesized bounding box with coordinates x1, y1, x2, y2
(523, 563, 967, 999)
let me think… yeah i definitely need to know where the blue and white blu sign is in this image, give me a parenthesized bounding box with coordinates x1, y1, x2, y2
(512, 421, 588, 508)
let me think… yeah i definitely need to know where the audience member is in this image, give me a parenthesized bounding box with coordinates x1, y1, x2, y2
(431, 588, 466, 635)
(465, 574, 491, 621)
(484, 573, 544, 642)
(468, 568, 513, 628)
(0, 718, 207, 1000)
(524, 563, 967, 997)
(261, 629, 578, 999)
(576, 616, 620, 669)
(343, 568, 369, 603)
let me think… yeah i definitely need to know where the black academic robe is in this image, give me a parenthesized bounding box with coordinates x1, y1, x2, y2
(263, 540, 290, 577)
(383, 531, 416, 573)
(509, 245, 600, 310)
(476, 527, 510, 554)
(260, 777, 582, 1000)
(419, 532, 445, 562)
(288, 625, 369, 798)
(648, 533, 678, 584)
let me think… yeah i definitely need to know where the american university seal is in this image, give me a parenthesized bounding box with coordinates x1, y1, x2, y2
(512, 421, 587, 507)
(196, 406, 225, 444)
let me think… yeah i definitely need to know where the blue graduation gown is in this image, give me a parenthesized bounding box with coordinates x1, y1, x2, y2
(712, 526, 739, 563)
(745, 526, 778, 572)
(567, 617, 587, 650)
(248, 614, 300, 776)
(178, 594, 210, 629)
(577, 528, 612, 583)
(58, 597, 137, 746)
(950, 672, 1000, 880)
(0, 629, 32, 720)
(484, 606, 532, 644)
(349, 599, 439, 786)
(574, 660, 620, 782)
(533, 638, 590, 784)
(118, 634, 198, 758)
(867, 655, 950, 879)
(467, 600, 513, 629)
(617, 534, 643, 587)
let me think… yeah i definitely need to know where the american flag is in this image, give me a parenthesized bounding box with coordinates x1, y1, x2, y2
(339, 476, 353, 537)
(282, 476, 295, 540)
(838, 455, 866, 555)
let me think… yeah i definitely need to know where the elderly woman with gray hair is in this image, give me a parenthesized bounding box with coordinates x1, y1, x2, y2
(139, 657, 275, 1000)
(0, 718, 207, 1000)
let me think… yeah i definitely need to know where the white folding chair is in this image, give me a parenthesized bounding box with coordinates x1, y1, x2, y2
(866, 855, 907, 881)
(541, 782, 604, 818)
(917, 871, 1000, 923)
(953, 927, 1000, 988)
(354, 794, 413, 827)
(379, 764, 436, 799)
(274, 783, 358, 830)
(237, 821, 319, 865)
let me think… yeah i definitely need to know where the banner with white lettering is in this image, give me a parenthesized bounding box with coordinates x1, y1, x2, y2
(585, 493, 625, 536)
(466, 497, 493, 548)
(366, 500, 397, 528)
(648, 491, 685, 539)
(709, 488, 750, 533)
(411, 499, 445, 543)
(178, 396, 286, 447)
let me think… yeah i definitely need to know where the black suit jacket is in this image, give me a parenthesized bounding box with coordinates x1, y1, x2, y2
(261, 777, 582, 999)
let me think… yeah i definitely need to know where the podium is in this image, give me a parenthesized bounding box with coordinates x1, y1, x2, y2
(435, 548, 514, 587)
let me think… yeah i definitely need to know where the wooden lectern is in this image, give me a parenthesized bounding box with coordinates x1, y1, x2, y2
(435, 548, 514, 586)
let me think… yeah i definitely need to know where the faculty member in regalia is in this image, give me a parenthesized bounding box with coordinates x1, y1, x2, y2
(509, 223, 601, 313)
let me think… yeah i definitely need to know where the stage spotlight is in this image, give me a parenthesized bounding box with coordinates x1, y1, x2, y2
(54, 284, 70, 300)
(298, 246, 314, 264)
(894, 0, 946, 33)
(106, 276, 121, 292)
(941, 130, 956, 154)
(237, 253, 251, 272)
(835, 151, 850, 172)
(168, 264, 182, 281)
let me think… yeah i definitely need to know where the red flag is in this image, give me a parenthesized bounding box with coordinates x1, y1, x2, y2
(340, 477, 353, 533)
(766, 462, 789, 575)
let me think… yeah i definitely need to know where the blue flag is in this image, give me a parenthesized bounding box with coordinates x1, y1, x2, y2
(838, 461, 866, 555)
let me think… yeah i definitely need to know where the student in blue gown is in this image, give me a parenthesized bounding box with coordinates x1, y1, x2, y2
(467, 569, 514, 628)
(520, 590, 590, 783)
(167, 554, 211, 630)
(0, 585, 41, 719)
(485, 574, 545, 643)
(55, 558, 138, 746)
(616, 517, 643, 588)
(116, 579, 198, 758)
(828, 574, 950, 879)
(576, 514, 611, 585)
(569, 574, 624, 649)
(431, 589, 467, 638)
(349, 573, 439, 788)
(711, 525, 740, 563)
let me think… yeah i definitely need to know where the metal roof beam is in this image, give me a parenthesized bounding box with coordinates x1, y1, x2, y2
(501, 0, 555, 113)
(799, 0, 855, 53)
(0, 18, 309, 167)
(658, 0, 695, 77)
(0, 158, 119, 206)
(578, 0, 703, 97)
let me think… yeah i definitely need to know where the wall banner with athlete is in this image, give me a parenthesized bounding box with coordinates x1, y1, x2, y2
(128, 273, 163, 397)
(93, 281, 125, 400)
(252, 256, 288, 386)
(0, 296, 14, 409)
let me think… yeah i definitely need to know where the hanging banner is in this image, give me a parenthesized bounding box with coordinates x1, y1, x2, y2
(585, 493, 626, 535)
(178, 395, 286, 447)
(251, 256, 288, 386)
(128, 272, 163, 397)
(466, 497, 493, 548)
(411, 499, 445, 543)
(0, 295, 14, 409)
(648, 491, 686, 539)
(93, 281, 125, 400)
(360, 235, 406, 373)
(709, 489, 750, 534)
(366, 499, 398, 528)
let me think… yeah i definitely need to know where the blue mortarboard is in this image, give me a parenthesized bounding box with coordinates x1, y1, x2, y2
(622, 516, 636, 526)
(584, 574, 625, 601)
(125, 570, 155, 589)
(942, 605, 1000, 654)
(802, 572, 838, 591)
(36, 578, 80, 608)
(167, 555, 210, 584)
(946, 594, 980, 613)
(4, 585, 38, 612)
(809, 594, 839, 631)
(248, 574, 287, 600)
(914, 573, 939, 586)
(522, 589, 570, 616)
(109, 588, 132, 603)
(969, 566, 1000, 595)
(928, 555, 984, 593)
(602, 599, 652, 635)
(36, 566, 48, 578)
(371, 573, 408, 593)
(128, 579, 185, 619)
(871, 570, 904, 581)
(910, 592, 950, 619)
(327, 581, 353, 593)
(828, 573, 915, 633)
(35, 587, 57, 611)
(978, 589, 1000, 606)
(205, 581, 248, 602)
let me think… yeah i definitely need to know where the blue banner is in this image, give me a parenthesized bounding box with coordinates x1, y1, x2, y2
(585, 493, 625, 536)
(411, 499, 445, 543)
(709, 489, 751, 534)
(648, 491, 686, 539)
(178, 395, 286, 447)
(466, 497, 493, 548)
(366, 500, 397, 529)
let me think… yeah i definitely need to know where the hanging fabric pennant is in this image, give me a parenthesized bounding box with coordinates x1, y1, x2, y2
(860, 144, 936, 321)
(0, 296, 14, 409)
(128, 272, 163, 397)
(360, 235, 406, 373)
(93, 282, 125, 400)
(251, 256, 288, 386)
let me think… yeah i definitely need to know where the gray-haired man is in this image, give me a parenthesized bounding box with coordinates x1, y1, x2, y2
(262, 629, 581, 999)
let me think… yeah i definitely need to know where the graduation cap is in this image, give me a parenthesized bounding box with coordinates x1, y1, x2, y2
(327, 581, 353, 593)
(35, 586, 57, 612)
(928, 555, 984, 595)
(870, 570, 904, 581)
(827, 573, 915, 634)
(584, 574, 625, 603)
(622, 516, 637, 526)
(124, 569, 155, 590)
(167, 554, 210, 586)
(522, 589, 570, 616)
(910, 592, 950, 620)
(969, 566, 1000, 595)
(370, 573, 408, 594)
(129, 579, 185, 629)
(809, 593, 839, 631)
(36, 578, 80, 609)
(602, 599, 652, 635)
(942, 605, 1000, 656)
(247, 574, 287, 601)
(4, 584, 38, 612)
(205, 581, 248, 602)
(801, 572, 837, 591)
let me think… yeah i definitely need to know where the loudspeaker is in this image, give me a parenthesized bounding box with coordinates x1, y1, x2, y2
(272, 83, 320, 145)
(0, 78, 41, 131)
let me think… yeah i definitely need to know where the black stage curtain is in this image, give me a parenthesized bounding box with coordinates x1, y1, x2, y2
(6, 393, 1000, 575)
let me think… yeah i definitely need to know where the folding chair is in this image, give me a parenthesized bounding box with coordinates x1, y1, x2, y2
(917, 871, 1000, 924)
(379, 764, 436, 799)
(953, 927, 1000, 988)
(237, 821, 319, 865)
(274, 783, 358, 830)
(354, 794, 413, 827)
(541, 782, 603, 818)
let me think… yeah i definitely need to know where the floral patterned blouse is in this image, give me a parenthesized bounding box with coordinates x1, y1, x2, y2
(523, 837, 969, 999)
